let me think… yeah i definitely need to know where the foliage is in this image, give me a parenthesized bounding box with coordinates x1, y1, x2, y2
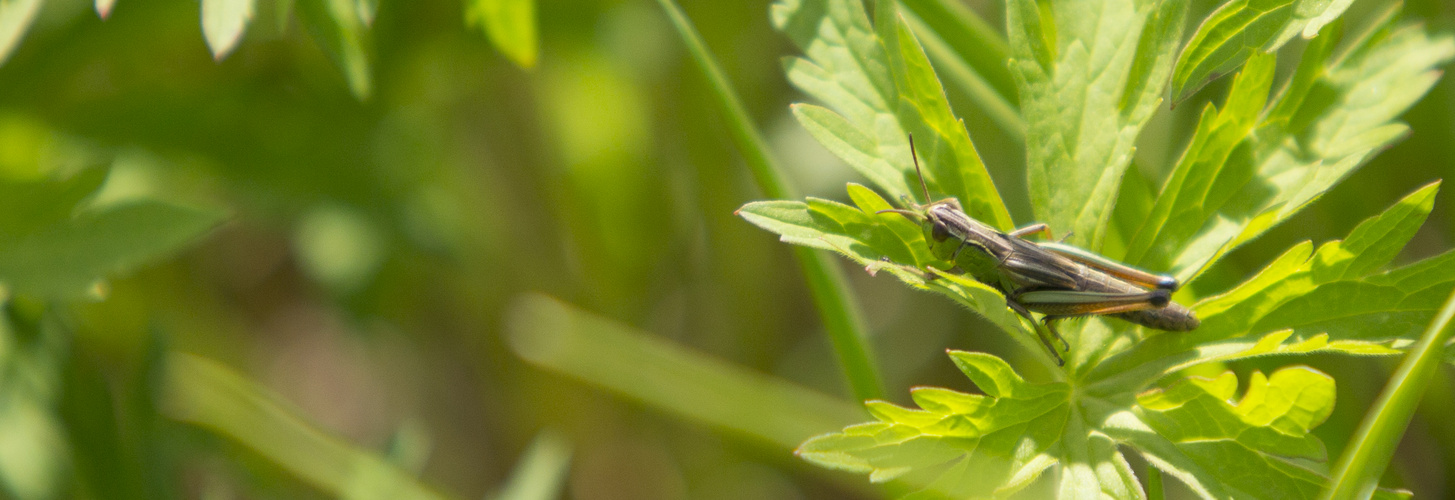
(0, 0, 1453, 498)
(741, 0, 1455, 497)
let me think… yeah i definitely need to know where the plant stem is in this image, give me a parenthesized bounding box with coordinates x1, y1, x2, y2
(656, 0, 885, 401)
(1320, 287, 1455, 499)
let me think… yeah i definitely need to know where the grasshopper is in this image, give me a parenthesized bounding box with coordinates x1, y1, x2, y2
(877, 137, 1198, 364)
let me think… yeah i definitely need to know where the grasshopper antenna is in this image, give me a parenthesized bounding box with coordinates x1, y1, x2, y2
(909, 134, 930, 203)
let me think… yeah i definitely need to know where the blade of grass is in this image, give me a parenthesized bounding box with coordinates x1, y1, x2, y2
(899, 11, 1025, 142)
(492, 430, 571, 500)
(506, 294, 865, 450)
(162, 353, 449, 500)
(1320, 287, 1455, 500)
(656, 0, 884, 401)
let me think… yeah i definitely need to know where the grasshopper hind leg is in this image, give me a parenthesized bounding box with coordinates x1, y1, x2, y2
(1006, 299, 1066, 366)
(1040, 316, 1071, 351)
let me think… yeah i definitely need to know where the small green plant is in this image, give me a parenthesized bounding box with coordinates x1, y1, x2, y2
(739, 0, 1455, 496)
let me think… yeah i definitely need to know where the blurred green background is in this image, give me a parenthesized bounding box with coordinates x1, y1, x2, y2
(1, 0, 1454, 498)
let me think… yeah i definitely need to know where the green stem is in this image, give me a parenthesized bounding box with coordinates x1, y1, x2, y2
(1320, 287, 1455, 499)
(656, 0, 885, 401)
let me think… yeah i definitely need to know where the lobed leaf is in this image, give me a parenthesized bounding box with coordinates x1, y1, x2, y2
(797, 352, 1068, 498)
(738, 190, 1036, 356)
(1124, 51, 1277, 269)
(1092, 183, 1445, 391)
(772, 0, 1011, 229)
(1117, 368, 1408, 499)
(1134, 16, 1455, 282)
(1007, 0, 1187, 251)
(1167, 0, 1297, 104)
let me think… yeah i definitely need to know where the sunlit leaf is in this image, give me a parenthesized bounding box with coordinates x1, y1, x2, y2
(1130, 16, 1455, 281)
(1007, 0, 1186, 250)
(1093, 183, 1446, 389)
(1270, 0, 1357, 49)
(1168, 0, 1296, 104)
(95, 0, 115, 19)
(1114, 368, 1408, 499)
(797, 352, 1067, 498)
(737, 190, 1028, 345)
(201, 0, 255, 60)
(466, 0, 537, 69)
(0, 0, 44, 67)
(773, 0, 1011, 229)
(1124, 51, 1278, 267)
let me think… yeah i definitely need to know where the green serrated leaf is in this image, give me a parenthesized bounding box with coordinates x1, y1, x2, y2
(737, 193, 1040, 357)
(1092, 183, 1445, 390)
(773, 0, 1010, 229)
(201, 0, 256, 59)
(874, 1, 1009, 230)
(1168, 0, 1297, 104)
(0, 201, 227, 300)
(1124, 52, 1277, 266)
(1114, 367, 1409, 500)
(1138, 19, 1454, 281)
(797, 351, 1068, 498)
(295, 0, 372, 99)
(466, 0, 538, 69)
(1008, 0, 1186, 250)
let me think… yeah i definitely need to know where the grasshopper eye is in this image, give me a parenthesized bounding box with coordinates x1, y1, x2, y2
(930, 221, 953, 242)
